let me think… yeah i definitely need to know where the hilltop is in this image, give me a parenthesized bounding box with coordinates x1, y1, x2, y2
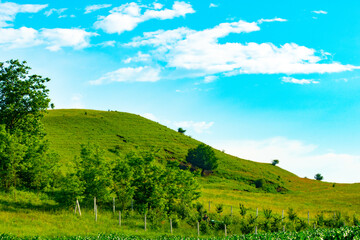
(42, 109, 360, 216)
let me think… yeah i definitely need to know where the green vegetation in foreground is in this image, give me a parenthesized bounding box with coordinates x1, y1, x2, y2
(0, 226, 360, 239)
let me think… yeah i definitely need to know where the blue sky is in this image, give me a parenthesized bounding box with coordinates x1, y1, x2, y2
(1, 0, 360, 183)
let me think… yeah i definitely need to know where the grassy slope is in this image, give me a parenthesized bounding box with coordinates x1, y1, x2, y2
(1, 109, 359, 237)
(41, 109, 360, 215)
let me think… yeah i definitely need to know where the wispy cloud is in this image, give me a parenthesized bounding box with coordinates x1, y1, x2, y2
(90, 66, 161, 85)
(257, 17, 287, 24)
(0, 27, 97, 51)
(209, 3, 218, 8)
(44, 8, 67, 17)
(312, 10, 328, 14)
(85, 4, 112, 14)
(0, 2, 48, 27)
(281, 76, 319, 84)
(127, 19, 358, 78)
(212, 137, 360, 183)
(141, 113, 214, 134)
(94, 1, 195, 34)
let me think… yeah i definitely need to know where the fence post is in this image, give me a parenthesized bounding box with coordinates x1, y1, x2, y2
(209, 201, 211, 212)
(76, 199, 81, 216)
(283, 225, 285, 232)
(256, 208, 258, 217)
(197, 221, 200, 236)
(95, 204, 98, 222)
(170, 218, 173, 234)
(113, 197, 115, 214)
(119, 211, 121, 227)
(144, 213, 147, 231)
(231, 206, 233, 216)
(255, 226, 257, 234)
(282, 209, 284, 222)
(308, 211, 310, 225)
(225, 224, 227, 236)
(94, 197, 96, 214)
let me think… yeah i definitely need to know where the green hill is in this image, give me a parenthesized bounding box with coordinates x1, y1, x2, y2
(42, 109, 360, 215)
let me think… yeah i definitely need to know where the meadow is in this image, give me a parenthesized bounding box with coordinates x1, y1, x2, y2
(0, 109, 359, 238)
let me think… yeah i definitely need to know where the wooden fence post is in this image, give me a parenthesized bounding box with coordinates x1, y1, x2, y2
(113, 197, 115, 214)
(94, 197, 96, 214)
(95, 204, 98, 222)
(308, 211, 310, 225)
(119, 211, 121, 227)
(283, 225, 285, 232)
(197, 221, 200, 236)
(209, 201, 211, 212)
(255, 226, 257, 234)
(231, 206, 233, 216)
(282, 209, 284, 222)
(225, 224, 227, 236)
(170, 218, 173, 234)
(76, 199, 81, 216)
(144, 213, 147, 231)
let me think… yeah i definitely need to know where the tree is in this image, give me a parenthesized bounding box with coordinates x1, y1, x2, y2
(0, 59, 51, 136)
(314, 173, 323, 181)
(271, 159, 279, 166)
(177, 127, 186, 134)
(186, 144, 218, 172)
(0, 59, 54, 191)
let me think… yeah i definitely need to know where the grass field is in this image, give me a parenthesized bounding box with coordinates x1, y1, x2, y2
(0, 109, 359, 237)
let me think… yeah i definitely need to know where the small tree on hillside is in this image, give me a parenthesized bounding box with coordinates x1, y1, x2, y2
(271, 159, 279, 166)
(186, 144, 218, 173)
(177, 127, 186, 134)
(314, 173, 323, 181)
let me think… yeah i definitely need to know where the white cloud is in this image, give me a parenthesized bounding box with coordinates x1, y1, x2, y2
(85, 4, 112, 14)
(204, 75, 217, 83)
(91, 66, 161, 85)
(0, 27, 98, 51)
(97, 40, 116, 47)
(71, 94, 84, 108)
(44, 8, 67, 17)
(153, 3, 163, 10)
(127, 19, 359, 77)
(94, 1, 195, 34)
(173, 121, 214, 134)
(0, 2, 48, 27)
(0, 27, 41, 49)
(212, 137, 360, 183)
(41, 28, 98, 51)
(209, 3, 218, 8)
(312, 10, 328, 14)
(139, 113, 214, 134)
(123, 51, 151, 63)
(281, 76, 319, 84)
(141, 113, 158, 121)
(258, 17, 287, 24)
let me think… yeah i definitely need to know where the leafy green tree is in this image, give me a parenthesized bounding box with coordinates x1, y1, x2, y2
(177, 128, 186, 134)
(314, 173, 324, 181)
(0, 60, 55, 191)
(78, 143, 114, 204)
(186, 144, 218, 172)
(271, 159, 279, 166)
(0, 59, 51, 135)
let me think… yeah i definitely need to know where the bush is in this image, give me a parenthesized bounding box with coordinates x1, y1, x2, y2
(186, 144, 218, 172)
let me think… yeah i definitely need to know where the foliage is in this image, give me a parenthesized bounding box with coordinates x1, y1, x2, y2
(215, 203, 223, 214)
(287, 208, 297, 222)
(0, 59, 51, 136)
(314, 173, 323, 181)
(239, 203, 247, 217)
(186, 144, 218, 171)
(177, 128, 186, 134)
(0, 60, 55, 192)
(271, 159, 279, 166)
